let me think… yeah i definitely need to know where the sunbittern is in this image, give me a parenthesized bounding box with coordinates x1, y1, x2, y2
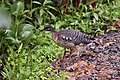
(41, 25, 94, 60)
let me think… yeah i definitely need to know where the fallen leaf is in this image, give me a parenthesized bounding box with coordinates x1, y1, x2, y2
(66, 61, 87, 72)
(112, 20, 120, 28)
(103, 42, 115, 47)
(68, 77, 76, 80)
(96, 72, 111, 79)
(87, 64, 95, 70)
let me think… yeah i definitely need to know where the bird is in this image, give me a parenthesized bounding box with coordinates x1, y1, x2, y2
(40, 25, 95, 61)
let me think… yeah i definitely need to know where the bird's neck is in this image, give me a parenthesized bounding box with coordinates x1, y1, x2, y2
(50, 29, 56, 32)
(52, 31, 58, 42)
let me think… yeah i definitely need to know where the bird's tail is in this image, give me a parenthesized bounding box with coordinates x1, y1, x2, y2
(82, 35, 95, 44)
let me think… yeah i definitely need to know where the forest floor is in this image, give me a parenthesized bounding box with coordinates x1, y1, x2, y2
(52, 31, 120, 80)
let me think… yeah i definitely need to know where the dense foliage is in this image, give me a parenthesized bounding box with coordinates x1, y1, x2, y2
(0, 0, 120, 79)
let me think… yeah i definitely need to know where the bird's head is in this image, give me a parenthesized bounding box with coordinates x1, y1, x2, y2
(40, 25, 55, 32)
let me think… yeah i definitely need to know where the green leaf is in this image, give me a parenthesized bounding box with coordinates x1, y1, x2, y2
(0, 7, 11, 29)
(40, 9, 44, 17)
(37, 16, 43, 24)
(47, 5, 57, 11)
(13, 1, 24, 14)
(85, 0, 97, 5)
(23, 24, 33, 31)
(29, 8, 38, 15)
(46, 10, 56, 21)
(22, 31, 33, 45)
(18, 43, 23, 53)
(43, 0, 51, 6)
(21, 31, 31, 38)
(21, 10, 30, 15)
(111, 26, 116, 30)
(32, 1, 42, 5)
(93, 13, 98, 21)
(5, 37, 17, 43)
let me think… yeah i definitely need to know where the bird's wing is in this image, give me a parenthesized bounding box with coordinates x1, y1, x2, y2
(58, 30, 95, 45)
(56, 30, 76, 48)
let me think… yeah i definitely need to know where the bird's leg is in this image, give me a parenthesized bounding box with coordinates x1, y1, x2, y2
(62, 48, 66, 61)
(69, 49, 75, 61)
(69, 49, 73, 58)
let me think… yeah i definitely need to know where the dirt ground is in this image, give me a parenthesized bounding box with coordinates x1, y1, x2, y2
(52, 31, 120, 80)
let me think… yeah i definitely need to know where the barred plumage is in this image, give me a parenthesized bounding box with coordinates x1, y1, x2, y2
(41, 25, 95, 60)
(55, 30, 94, 48)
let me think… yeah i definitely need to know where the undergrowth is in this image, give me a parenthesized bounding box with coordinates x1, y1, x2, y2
(0, 0, 120, 79)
